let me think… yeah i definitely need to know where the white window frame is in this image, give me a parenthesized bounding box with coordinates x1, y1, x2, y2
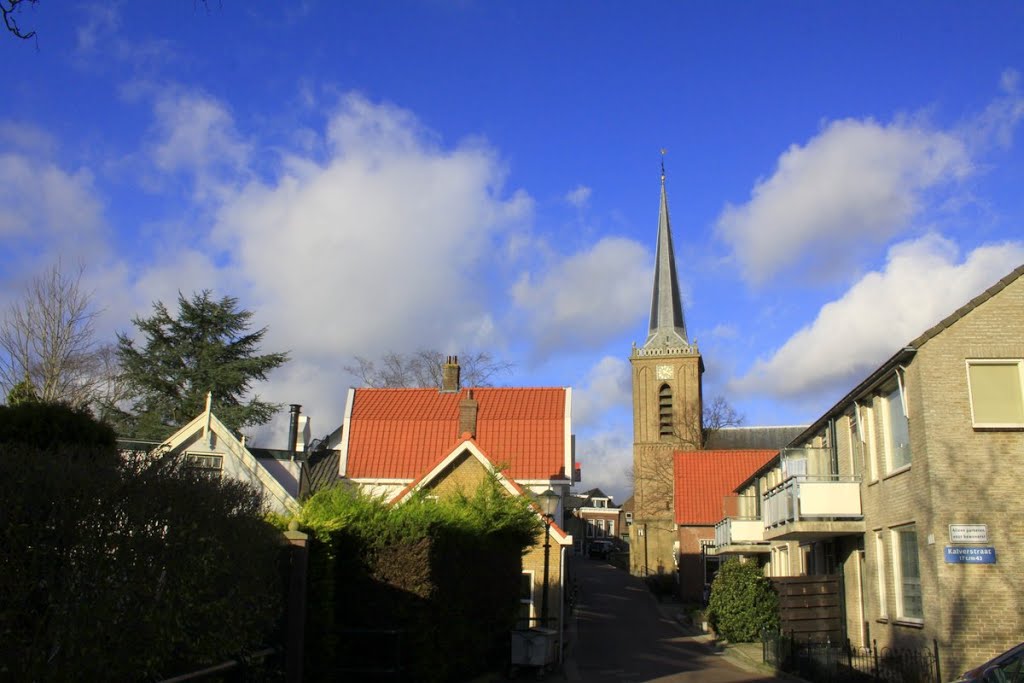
(882, 382, 911, 473)
(596, 519, 606, 537)
(519, 570, 536, 628)
(608, 520, 615, 537)
(965, 359, 1024, 428)
(891, 525, 923, 623)
(874, 531, 888, 619)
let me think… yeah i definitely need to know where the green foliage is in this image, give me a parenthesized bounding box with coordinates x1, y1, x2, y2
(0, 411, 284, 680)
(0, 401, 117, 455)
(706, 559, 779, 642)
(292, 475, 540, 682)
(115, 290, 289, 439)
(6, 375, 38, 406)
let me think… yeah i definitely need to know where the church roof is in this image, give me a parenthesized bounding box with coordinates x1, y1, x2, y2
(342, 387, 571, 482)
(673, 449, 778, 525)
(644, 170, 689, 349)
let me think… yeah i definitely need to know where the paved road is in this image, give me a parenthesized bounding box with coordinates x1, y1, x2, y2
(565, 559, 780, 682)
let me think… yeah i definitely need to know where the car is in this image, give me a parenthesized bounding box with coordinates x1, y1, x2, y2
(587, 540, 615, 560)
(950, 642, 1024, 682)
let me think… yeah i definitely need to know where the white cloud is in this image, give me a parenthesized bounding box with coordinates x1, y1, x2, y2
(717, 117, 971, 284)
(962, 69, 1024, 151)
(575, 430, 633, 502)
(564, 184, 592, 209)
(0, 150, 108, 279)
(511, 236, 650, 354)
(204, 95, 532, 432)
(573, 356, 631, 428)
(733, 235, 1024, 400)
(148, 89, 251, 200)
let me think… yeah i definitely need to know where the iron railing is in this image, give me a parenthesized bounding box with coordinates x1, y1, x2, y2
(762, 630, 941, 683)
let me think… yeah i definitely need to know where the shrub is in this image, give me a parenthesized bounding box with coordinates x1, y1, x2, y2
(706, 559, 779, 642)
(0, 415, 282, 680)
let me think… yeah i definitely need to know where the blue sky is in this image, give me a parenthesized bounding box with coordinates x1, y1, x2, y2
(3, 2, 1023, 499)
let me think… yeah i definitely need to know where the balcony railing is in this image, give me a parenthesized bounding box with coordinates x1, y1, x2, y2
(762, 475, 862, 529)
(714, 517, 767, 548)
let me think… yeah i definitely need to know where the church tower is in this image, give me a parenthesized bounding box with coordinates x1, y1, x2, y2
(629, 163, 704, 577)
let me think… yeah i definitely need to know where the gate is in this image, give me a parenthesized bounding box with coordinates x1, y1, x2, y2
(772, 575, 844, 643)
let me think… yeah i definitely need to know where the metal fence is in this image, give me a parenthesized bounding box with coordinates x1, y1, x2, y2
(762, 630, 941, 683)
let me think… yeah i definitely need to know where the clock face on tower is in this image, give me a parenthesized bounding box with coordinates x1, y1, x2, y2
(656, 365, 673, 380)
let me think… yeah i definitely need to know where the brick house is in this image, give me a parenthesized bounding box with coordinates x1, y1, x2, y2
(710, 264, 1024, 675)
(315, 357, 576, 651)
(564, 487, 623, 555)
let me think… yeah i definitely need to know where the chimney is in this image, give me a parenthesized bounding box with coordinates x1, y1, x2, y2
(459, 389, 478, 438)
(287, 404, 301, 461)
(441, 355, 461, 392)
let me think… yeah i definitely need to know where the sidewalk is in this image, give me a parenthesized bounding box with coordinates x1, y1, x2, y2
(650, 598, 806, 682)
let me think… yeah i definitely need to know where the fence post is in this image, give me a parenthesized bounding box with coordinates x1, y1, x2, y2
(933, 638, 941, 683)
(283, 522, 309, 683)
(873, 639, 879, 682)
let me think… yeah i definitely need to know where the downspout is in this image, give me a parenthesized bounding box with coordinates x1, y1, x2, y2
(828, 417, 839, 477)
(288, 404, 301, 462)
(559, 545, 566, 664)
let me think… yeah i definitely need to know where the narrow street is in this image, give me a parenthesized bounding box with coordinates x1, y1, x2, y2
(565, 558, 780, 682)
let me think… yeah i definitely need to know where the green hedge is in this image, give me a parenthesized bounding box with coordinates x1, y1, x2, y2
(294, 477, 539, 682)
(0, 405, 283, 680)
(706, 558, 779, 642)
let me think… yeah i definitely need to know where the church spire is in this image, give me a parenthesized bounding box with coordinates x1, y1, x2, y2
(644, 157, 689, 349)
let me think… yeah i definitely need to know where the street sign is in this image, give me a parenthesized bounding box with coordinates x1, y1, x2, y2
(944, 546, 996, 564)
(949, 524, 988, 543)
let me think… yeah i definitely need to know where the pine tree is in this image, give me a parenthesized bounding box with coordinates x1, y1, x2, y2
(115, 291, 288, 439)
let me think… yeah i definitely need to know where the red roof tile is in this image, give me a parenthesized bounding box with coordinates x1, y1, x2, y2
(345, 387, 568, 481)
(673, 450, 777, 525)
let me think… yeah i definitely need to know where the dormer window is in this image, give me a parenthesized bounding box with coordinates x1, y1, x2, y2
(592, 498, 608, 508)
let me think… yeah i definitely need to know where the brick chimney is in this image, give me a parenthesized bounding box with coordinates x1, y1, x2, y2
(459, 389, 478, 438)
(441, 355, 460, 392)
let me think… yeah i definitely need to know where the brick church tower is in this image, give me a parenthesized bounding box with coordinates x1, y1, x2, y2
(629, 164, 704, 577)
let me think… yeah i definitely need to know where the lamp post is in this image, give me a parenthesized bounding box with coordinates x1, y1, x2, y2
(537, 488, 559, 625)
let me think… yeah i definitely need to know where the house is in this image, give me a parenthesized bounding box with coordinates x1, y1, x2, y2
(564, 487, 624, 555)
(117, 393, 305, 515)
(709, 264, 1024, 676)
(672, 449, 777, 600)
(315, 357, 576, 652)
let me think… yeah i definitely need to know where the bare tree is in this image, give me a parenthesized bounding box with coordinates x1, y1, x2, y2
(345, 349, 513, 389)
(0, 262, 107, 407)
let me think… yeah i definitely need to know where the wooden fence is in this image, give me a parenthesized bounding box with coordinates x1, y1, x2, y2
(771, 575, 844, 643)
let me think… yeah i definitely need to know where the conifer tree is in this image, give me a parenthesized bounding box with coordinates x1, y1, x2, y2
(115, 291, 288, 439)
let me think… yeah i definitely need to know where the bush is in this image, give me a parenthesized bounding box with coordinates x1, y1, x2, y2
(293, 475, 540, 682)
(0, 415, 283, 680)
(706, 559, 779, 642)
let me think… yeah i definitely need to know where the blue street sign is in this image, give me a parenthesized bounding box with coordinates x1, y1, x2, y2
(944, 546, 996, 564)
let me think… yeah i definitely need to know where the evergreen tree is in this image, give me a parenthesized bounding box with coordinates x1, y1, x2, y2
(115, 290, 288, 439)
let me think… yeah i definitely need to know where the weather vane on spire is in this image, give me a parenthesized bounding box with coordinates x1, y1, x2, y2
(660, 148, 667, 181)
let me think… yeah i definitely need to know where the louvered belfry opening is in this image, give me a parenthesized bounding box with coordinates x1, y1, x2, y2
(658, 384, 673, 437)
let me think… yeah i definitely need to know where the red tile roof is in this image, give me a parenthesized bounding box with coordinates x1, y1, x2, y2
(673, 450, 778, 525)
(345, 387, 568, 481)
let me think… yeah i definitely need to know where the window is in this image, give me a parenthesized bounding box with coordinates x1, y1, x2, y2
(185, 452, 223, 478)
(608, 520, 615, 537)
(874, 532, 888, 619)
(592, 498, 608, 508)
(625, 511, 633, 526)
(658, 384, 673, 437)
(847, 411, 863, 478)
(862, 404, 878, 482)
(967, 360, 1024, 427)
(883, 383, 911, 471)
(518, 571, 535, 628)
(892, 525, 922, 621)
(586, 519, 595, 537)
(596, 519, 605, 537)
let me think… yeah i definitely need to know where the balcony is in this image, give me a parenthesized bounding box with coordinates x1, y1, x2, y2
(713, 495, 770, 555)
(762, 475, 864, 541)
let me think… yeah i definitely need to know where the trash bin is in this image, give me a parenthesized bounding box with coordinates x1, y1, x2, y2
(510, 627, 557, 669)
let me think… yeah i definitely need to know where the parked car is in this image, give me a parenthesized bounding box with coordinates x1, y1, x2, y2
(588, 540, 615, 559)
(950, 642, 1024, 682)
